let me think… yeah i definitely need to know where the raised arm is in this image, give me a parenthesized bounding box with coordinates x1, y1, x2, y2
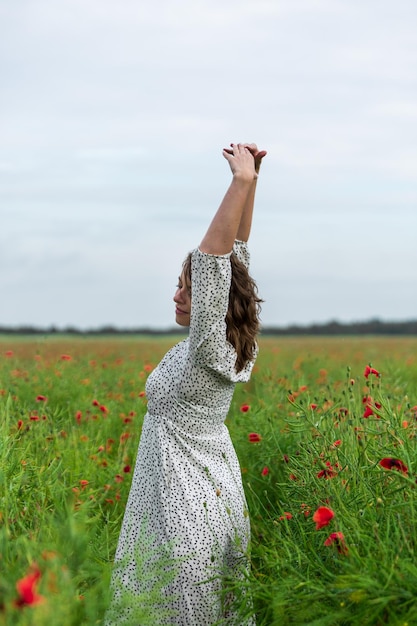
(199, 144, 257, 256)
(235, 144, 267, 242)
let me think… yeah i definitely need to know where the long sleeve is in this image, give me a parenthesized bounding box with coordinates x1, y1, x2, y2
(232, 239, 250, 269)
(187, 246, 255, 382)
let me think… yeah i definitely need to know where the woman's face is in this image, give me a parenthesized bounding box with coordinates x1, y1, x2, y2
(173, 270, 191, 327)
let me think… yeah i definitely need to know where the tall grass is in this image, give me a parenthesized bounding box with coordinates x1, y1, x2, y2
(1, 335, 416, 625)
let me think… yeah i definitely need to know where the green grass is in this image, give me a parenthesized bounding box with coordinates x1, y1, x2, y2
(1, 335, 416, 625)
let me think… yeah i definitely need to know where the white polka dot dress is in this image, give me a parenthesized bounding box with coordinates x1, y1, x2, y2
(108, 241, 257, 625)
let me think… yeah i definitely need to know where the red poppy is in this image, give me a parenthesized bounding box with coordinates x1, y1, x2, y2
(5, 350, 13, 357)
(60, 354, 72, 361)
(99, 404, 109, 414)
(301, 503, 311, 517)
(123, 465, 131, 473)
(261, 466, 269, 476)
(36, 395, 47, 402)
(364, 365, 380, 379)
(331, 440, 342, 448)
(248, 432, 262, 443)
(379, 458, 408, 475)
(240, 404, 250, 413)
(317, 462, 337, 479)
(279, 512, 292, 521)
(14, 565, 44, 607)
(362, 395, 382, 418)
(312, 506, 334, 530)
(79, 480, 89, 489)
(324, 531, 348, 555)
(363, 405, 374, 418)
(92, 399, 100, 407)
(310, 403, 318, 410)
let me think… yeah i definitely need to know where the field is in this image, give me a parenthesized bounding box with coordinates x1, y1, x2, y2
(1, 335, 417, 625)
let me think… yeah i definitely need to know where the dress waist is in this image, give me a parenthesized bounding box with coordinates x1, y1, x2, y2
(144, 409, 229, 439)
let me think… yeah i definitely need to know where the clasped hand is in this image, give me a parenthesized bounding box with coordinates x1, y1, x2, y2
(223, 143, 267, 180)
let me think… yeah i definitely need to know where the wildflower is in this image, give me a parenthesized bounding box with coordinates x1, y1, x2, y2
(92, 399, 100, 407)
(115, 474, 123, 483)
(60, 354, 72, 361)
(123, 465, 131, 473)
(17, 419, 24, 429)
(75, 410, 82, 423)
(248, 432, 262, 443)
(144, 364, 153, 373)
(14, 565, 44, 607)
(138, 391, 146, 398)
(324, 531, 348, 555)
(278, 512, 292, 521)
(300, 503, 311, 517)
(331, 440, 342, 448)
(5, 350, 14, 357)
(379, 458, 408, 475)
(317, 461, 337, 479)
(363, 405, 374, 418)
(99, 404, 109, 414)
(261, 466, 269, 476)
(362, 395, 382, 418)
(313, 506, 334, 530)
(364, 365, 380, 379)
(79, 480, 89, 489)
(240, 404, 250, 413)
(36, 395, 47, 402)
(310, 403, 318, 410)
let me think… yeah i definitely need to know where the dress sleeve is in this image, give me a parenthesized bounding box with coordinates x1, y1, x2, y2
(188, 247, 253, 381)
(233, 239, 250, 269)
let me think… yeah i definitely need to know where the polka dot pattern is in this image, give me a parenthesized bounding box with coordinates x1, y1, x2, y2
(108, 241, 257, 625)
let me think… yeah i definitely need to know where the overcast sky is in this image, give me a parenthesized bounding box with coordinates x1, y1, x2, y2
(1, 0, 416, 329)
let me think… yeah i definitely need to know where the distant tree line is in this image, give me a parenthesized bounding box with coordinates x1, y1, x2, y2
(260, 318, 417, 336)
(0, 319, 416, 336)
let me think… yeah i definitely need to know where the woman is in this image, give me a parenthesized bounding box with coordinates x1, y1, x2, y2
(108, 143, 266, 625)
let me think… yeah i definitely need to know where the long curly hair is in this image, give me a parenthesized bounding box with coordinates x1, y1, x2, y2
(182, 252, 262, 373)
